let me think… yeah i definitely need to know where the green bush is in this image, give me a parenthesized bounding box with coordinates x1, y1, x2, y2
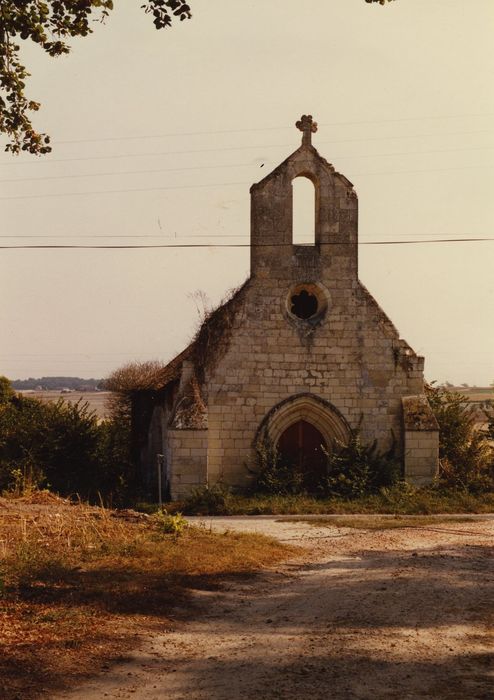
(95, 416, 134, 505)
(252, 434, 304, 496)
(251, 427, 399, 499)
(0, 376, 134, 503)
(426, 384, 493, 492)
(321, 430, 400, 498)
(0, 390, 101, 497)
(182, 483, 234, 515)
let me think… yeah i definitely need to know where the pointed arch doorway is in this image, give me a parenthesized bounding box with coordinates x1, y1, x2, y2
(277, 419, 327, 491)
(256, 393, 351, 494)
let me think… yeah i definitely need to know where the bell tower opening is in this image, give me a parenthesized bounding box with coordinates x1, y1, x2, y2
(292, 176, 315, 246)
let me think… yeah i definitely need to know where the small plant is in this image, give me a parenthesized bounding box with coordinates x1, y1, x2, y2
(154, 510, 188, 536)
(182, 483, 233, 515)
(6, 465, 45, 497)
(251, 433, 304, 496)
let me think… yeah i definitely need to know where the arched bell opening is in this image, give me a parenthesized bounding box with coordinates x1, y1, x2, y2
(292, 175, 316, 246)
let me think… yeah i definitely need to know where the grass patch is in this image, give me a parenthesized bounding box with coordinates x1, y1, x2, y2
(166, 484, 494, 516)
(295, 515, 482, 530)
(0, 496, 293, 699)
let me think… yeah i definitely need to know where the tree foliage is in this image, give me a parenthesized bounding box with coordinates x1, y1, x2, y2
(0, 0, 191, 154)
(1, 1, 394, 155)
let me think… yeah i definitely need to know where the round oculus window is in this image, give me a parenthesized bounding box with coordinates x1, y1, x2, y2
(286, 282, 329, 322)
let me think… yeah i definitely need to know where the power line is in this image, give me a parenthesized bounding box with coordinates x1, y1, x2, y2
(1, 144, 493, 185)
(1, 163, 493, 201)
(0, 162, 250, 184)
(52, 112, 494, 145)
(1, 238, 493, 250)
(0, 233, 246, 239)
(0, 231, 486, 240)
(0, 180, 246, 201)
(0, 129, 491, 167)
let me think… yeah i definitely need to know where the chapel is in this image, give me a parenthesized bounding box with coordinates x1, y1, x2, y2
(133, 115, 439, 499)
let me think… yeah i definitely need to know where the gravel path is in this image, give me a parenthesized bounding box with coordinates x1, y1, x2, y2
(52, 516, 493, 700)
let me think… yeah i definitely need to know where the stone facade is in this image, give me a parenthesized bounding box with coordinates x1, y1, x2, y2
(136, 116, 439, 499)
(166, 430, 208, 500)
(402, 395, 439, 485)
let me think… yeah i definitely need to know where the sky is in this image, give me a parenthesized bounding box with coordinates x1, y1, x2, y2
(0, 0, 493, 386)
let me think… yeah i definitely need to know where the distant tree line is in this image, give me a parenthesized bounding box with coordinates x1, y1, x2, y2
(11, 377, 103, 391)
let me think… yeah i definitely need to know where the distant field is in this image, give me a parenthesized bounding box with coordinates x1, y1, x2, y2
(18, 387, 492, 423)
(19, 390, 111, 419)
(458, 388, 493, 402)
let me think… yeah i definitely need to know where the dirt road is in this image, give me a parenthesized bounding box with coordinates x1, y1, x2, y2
(53, 516, 493, 700)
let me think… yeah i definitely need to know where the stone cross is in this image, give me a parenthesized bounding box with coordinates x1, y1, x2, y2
(296, 114, 318, 146)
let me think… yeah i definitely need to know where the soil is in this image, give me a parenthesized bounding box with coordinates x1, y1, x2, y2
(51, 516, 493, 700)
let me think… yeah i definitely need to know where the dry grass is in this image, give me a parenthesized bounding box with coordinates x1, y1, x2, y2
(0, 495, 293, 699)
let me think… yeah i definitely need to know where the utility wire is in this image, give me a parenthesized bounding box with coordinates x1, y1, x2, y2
(0, 181, 246, 201)
(52, 112, 494, 145)
(1, 239, 493, 250)
(0, 129, 491, 167)
(1, 235, 247, 239)
(1, 163, 493, 201)
(0, 232, 483, 239)
(1, 144, 493, 185)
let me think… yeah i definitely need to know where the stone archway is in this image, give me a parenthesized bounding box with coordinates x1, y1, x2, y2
(258, 393, 350, 449)
(255, 394, 351, 491)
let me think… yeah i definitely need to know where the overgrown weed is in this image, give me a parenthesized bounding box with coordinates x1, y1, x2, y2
(178, 482, 494, 516)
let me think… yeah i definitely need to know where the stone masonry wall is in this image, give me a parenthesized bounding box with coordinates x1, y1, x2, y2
(402, 395, 439, 485)
(404, 430, 439, 485)
(167, 429, 207, 500)
(203, 143, 426, 487)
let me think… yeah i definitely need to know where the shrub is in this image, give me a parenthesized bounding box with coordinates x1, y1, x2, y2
(0, 389, 50, 491)
(426, 384, 494, 492)
(321, 430, 400, 499)
(95, 415, 134, 506)
(0, 392, 103, 497)
(0, 377, 135, 503)
(251, 427, 399, 499)
(182, 483, 233, 515)
(252, 434, 304, 496)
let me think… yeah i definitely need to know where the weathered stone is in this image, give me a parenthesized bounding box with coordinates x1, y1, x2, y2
(135, 116, 439, 499)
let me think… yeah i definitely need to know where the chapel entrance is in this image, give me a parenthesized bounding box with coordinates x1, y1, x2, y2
(277, 420, 327, 492)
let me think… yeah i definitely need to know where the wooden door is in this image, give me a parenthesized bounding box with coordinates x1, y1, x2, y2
(277, 420, 327, 492)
